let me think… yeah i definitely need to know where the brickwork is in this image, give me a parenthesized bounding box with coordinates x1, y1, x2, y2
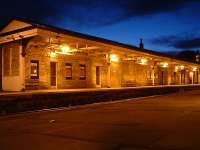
(19, 35, 200, 90)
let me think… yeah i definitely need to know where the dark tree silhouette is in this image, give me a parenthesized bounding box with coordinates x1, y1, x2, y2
(176, 50, 199, 63)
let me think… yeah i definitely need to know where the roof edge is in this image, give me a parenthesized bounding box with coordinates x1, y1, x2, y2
(1, 17, 200, 65)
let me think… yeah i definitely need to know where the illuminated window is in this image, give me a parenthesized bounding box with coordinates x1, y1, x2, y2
(30, 60, 39, 79)
(79, 64, 86, 80)
(65, 63, 72, 80)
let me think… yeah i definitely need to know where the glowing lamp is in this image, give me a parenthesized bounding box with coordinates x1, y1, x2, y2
(190, 71, 194, 77)
(180, 65, 185, 70)
(193, 67, 197, 71)
(161, 62, 168, 68)
(175, 66, 179, 72)
(48, 51, 56, 58)
(110, 54, 119, 62)
(138, 58, 147, 65)
(60, 44, 70, 54)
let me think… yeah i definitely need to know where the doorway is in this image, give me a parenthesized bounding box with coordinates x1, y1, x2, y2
(181, 70, 185, 84)
(161, 71, 164, 85)
(50, 62, 57, 87)
(96, 66, 100, 86)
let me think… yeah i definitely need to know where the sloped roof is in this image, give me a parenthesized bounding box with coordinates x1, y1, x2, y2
(0, 17, 199, 65)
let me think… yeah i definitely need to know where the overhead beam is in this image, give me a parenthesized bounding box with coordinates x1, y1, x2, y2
(0, 28, 38, 44)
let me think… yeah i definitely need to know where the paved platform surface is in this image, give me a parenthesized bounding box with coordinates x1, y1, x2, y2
(0, 84, 198, 96)
(1, 90, 200, 150)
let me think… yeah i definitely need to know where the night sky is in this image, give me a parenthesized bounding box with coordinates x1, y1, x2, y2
(1, 0, 200, 53)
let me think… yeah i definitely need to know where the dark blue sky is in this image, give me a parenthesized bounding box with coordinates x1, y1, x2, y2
(1, 0, 200, 52)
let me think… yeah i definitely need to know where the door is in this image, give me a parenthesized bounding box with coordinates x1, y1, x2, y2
(96, 66, 100, 86)
(181, 70, 185, 84)
(50, 62, 57, 87)
(161, 71, 164, 85)
(159, 69, 168, 85)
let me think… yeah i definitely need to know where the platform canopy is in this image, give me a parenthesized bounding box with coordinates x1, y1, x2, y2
(0, 19, 38, 44)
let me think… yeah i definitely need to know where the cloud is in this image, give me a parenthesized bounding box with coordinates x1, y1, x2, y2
(52, 0, 200, 26)
(0, 0, 57, 27)
(1, 0, 200, 27)
(174, 38, 200, 49)
(151, 33, 200, 49)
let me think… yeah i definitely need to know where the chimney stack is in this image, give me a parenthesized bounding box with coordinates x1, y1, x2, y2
(139, 38, 144, 49)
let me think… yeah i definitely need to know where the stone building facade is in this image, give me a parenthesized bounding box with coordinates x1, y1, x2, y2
(0, 18, 199, 91)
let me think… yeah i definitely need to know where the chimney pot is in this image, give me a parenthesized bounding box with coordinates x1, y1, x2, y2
(139, 38, 144, 49)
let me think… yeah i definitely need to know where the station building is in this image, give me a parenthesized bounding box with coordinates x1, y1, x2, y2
(0, 18, 199, 91)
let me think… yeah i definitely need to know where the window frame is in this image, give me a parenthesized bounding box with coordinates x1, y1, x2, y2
(30, 60, 39, 79)
(79, 64, 86, 80)
(64, 63, 72, 80)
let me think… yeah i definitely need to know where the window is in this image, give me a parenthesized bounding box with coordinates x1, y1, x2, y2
(30, 60, 39, 79)
(3, 47, 11, 76)
(65, 63, 72, 80)
(79, 64, 86, 80)
(3, 44, 20, 76)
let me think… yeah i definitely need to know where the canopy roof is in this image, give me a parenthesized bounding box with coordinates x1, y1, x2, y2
(0, 17, 199, 65)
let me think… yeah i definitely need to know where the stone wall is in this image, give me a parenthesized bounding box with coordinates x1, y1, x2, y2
(24, 36, 108, 89)
(22, 36, 200, 90)
(2, 41, 25, 91)
(3, 42, 20, 77)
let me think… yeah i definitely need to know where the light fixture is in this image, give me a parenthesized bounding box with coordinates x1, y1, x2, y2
(161, 62, 168, 68)
(138, 58, 147, 65)
(48, 50, 56, 58)
(110, 54, 119, 62)
(190, 71, 194, 77)
(193, 67, 197, 71)
(175, 66, 179, 72)
(180, 65, 185, 70)
(124, 57, 134, 61)
(60, 44, 70, 54)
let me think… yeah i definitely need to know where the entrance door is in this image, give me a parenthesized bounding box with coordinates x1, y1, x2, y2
(96, 66, 100, 86)
(159, 70, 168, 85)
(181, 70, 185, 84)
(50, 62, 57, 87)
(160, 71, 164, 85)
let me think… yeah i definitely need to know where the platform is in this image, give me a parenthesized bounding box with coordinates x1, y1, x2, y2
(0, 85, 200, 115)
